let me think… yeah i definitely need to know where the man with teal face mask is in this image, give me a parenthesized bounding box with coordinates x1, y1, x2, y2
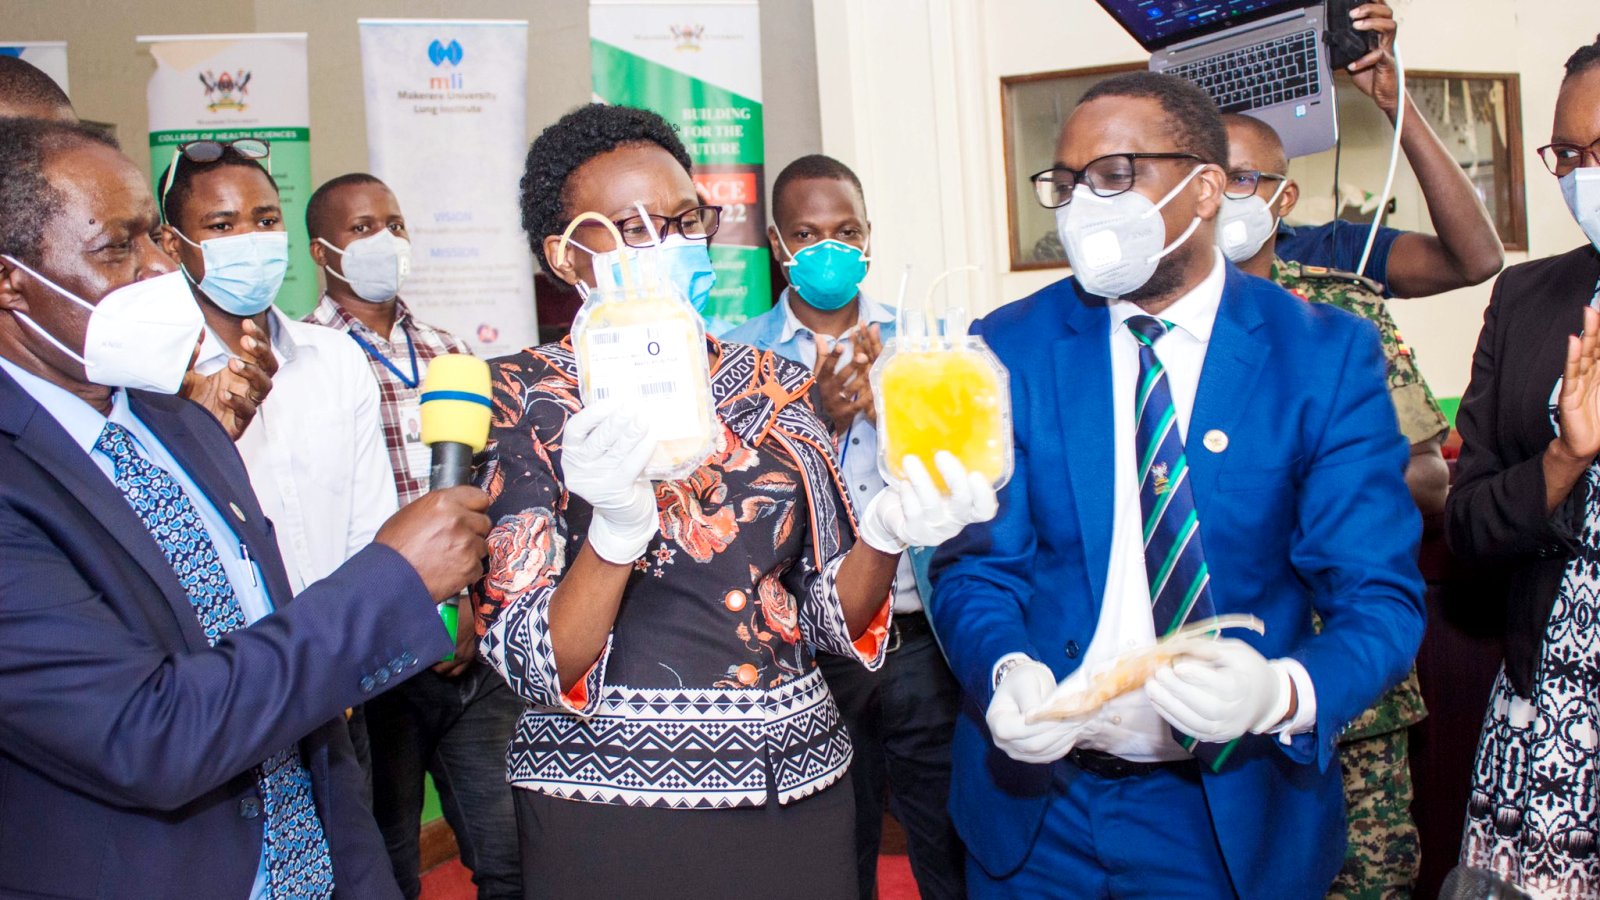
(159, 144, 400, 602)
(725, 154, 968, 900)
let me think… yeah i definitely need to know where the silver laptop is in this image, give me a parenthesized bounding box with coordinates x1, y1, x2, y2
(1094, 0, 1338, 158)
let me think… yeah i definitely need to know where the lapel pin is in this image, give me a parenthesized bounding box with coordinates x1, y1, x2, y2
(229, 501, 247, 522)
(1202, 429, 1228, 453)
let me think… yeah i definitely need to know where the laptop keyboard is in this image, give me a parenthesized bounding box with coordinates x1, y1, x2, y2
(1168, 30, 1320, 114)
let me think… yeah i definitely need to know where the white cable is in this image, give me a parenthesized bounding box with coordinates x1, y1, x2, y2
(1357, 43, 1404, 280)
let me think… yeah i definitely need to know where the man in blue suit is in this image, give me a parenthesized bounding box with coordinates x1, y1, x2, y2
(928, 73, 1424, 898)
(0, 119, 491, 897)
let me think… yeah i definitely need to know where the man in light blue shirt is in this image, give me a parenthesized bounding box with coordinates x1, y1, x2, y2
(725, 154, 967, 900)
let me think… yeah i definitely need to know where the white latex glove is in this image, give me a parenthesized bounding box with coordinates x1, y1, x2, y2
(859, 452, 999, 553)
(561, 400, 659, 564)
(1144, 638, 1293, 744)
(986, 659, 1094, 764)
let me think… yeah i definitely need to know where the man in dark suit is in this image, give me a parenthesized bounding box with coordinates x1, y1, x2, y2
(0, 119, 490, 897)
(928, 73, 1425, 898)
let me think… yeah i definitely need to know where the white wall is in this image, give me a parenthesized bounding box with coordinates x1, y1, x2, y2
(814, 0, 1600, 401)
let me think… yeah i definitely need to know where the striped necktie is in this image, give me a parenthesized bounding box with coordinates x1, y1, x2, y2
(95, 422, 335, 897)
(1127, 315, 1236, 771)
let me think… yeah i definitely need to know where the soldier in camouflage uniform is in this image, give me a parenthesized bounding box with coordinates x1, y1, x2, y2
(1223, 113, 1451, 900)
(1277, 260, 1446, 900)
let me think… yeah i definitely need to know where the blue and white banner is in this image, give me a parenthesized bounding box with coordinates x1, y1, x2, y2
(0, 41, 68, 97)
(358, 19, 535, 358)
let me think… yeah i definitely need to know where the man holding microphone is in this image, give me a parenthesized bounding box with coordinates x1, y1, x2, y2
(0, 119, 489, 898)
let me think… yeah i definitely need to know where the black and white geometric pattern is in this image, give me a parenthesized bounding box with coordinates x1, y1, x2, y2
(505, 670, 851, 808)
(1464, 459, 1600, 897)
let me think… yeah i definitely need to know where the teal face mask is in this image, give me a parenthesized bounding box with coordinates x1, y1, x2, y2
(778, 235, 869, 311)
(173, 228, 289, 316)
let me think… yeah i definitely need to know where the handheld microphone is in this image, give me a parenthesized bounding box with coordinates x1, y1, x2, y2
(419, 354, 492, 490)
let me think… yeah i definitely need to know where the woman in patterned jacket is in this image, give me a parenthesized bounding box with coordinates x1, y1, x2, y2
(1447, 37, 1600, 898)
(474, 103, 996, 899)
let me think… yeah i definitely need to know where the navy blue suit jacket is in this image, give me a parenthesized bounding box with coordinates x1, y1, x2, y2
(0, 366, 451, 898)
(929, 266, 1425, 898)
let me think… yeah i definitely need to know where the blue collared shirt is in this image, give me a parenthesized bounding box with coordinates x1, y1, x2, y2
(1276, 220, 1404, 297)
(0, 358, 275, 897)
(725, 289, 923, 612)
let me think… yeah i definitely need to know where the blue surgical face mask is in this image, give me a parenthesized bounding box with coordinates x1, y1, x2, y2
(579, 233, 718, 313)
(777, 235, 869, 311)
(173, 228, 289, 316)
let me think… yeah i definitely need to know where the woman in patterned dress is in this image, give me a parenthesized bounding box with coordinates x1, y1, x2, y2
(1446, 37, 1600, 898)
(473, 103, 997, 899)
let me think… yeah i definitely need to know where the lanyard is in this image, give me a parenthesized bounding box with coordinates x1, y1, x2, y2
(348, 327, 419, 389)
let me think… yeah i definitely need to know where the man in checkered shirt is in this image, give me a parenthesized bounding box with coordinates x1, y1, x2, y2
(305, 173, 523, 900)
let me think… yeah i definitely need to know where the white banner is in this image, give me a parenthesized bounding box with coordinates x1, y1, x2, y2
(137, 33, 317, 316)
(359, 19, 536, 358)
(0, 41, 68, 97)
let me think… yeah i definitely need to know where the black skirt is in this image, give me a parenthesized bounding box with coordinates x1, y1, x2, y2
(513, 774, 857, 899)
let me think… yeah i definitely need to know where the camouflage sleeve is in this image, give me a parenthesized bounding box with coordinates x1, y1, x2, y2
(1276, 263, 1449, 445)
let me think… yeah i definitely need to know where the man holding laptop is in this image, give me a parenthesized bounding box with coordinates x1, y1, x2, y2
(1098, 0, 1504, 297)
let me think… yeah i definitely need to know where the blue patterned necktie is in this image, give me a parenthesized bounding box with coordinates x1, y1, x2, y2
(95, 422, 334, 897)
(1127, 315, 1236, 770)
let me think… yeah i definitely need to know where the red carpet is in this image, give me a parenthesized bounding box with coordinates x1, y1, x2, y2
(420, 854, 922, 899)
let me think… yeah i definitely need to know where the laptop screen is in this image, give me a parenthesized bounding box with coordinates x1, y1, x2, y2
(1095, 0, 1310, 51)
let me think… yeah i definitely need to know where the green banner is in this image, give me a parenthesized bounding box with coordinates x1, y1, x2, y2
(588, 6, 768, 335)
(139, 34, 316, 317)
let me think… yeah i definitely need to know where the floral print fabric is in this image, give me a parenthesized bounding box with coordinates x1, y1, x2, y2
(474, 338, 891, 808)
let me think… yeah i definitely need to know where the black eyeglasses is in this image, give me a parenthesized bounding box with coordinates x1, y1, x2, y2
(1030, 153, 1202, 209)
(159, 139, 273, 223)
(1537, 137, 1600, 177)
(572, 205, 723, 248)
(1223, 169, 1288, 200)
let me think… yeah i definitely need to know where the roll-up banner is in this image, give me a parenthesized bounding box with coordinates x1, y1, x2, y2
(359, 19, 536, 358)
(589, 1, 767, 335)
(138, 33, 316, 317)
(0, 41, 69, 96)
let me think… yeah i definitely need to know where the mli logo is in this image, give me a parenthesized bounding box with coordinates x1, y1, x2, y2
(426, 39, 464, 90)
(199, 69, 251, 113)
(670, 24, 704, 52)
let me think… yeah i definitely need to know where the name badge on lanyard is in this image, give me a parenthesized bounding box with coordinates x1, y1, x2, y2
(347, 328, 432, 481)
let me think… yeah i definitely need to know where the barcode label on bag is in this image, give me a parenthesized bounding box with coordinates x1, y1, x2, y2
(581, 322, 703, 442)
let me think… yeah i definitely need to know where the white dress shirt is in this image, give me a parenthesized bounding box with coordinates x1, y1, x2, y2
(196, 308, 398, 595)
(772, 290, 922, 613)
(0, 356, 278, 897)
(1002, 251, 1315, 762)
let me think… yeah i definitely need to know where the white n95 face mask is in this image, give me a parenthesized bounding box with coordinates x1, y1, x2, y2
(1056, 166, 1205, 299)
(1216, 180, 1288, 264)
(1561, 167, 1600, 253)
(319, 230, 412, 303)
(2, 257, 203, 394)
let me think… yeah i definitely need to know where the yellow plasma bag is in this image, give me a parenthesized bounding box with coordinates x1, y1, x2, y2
(871, 266, 1014, 493)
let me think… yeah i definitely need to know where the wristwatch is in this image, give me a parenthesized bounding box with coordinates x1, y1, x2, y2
(992, 655, 1029, 691)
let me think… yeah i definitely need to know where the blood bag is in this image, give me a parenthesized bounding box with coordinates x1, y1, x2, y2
(562, 209, 716, 481)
